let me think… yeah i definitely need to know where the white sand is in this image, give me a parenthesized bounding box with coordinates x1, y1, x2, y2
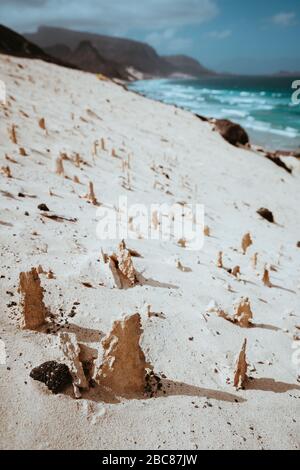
(0, 54, 300, 450)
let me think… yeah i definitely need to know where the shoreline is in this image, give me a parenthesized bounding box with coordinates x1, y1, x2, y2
(127, 77, 300, 154)
(125, 83, 299, 158)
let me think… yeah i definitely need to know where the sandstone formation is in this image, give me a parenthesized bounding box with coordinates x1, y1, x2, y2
(241, 232, 253, 255)
(84, 181, 98, 206)
(252, 252, 258, 269)
(204, 225, 210, 237)
(217, 251, 223, 268)
(94, 313, 151, 396)
(262, 267, 272, 287)
(233, 297, 253, 328)
(117, 241, 137, 286)
(58, 332, 88, 395)
(18, 268, 47, 329)
(38, 118, 46, 130)
(55, 156, 64, 175)
(105, 241, 138, 289)
(1, 165, 12, 178)
(234, 339, 248, 389)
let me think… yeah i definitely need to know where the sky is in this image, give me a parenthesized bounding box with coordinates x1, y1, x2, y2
(1, 0, 300, 74)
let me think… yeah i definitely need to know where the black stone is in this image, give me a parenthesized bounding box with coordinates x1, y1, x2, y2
(215, 119, 249, 147)
(257, 207, 275, 223)
(30, 361, 72, 394)
(266, 154, 292, 174)
(38, 203, 50, 211)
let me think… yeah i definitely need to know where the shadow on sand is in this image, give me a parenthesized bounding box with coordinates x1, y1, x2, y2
(252, 323, 281, 332)
(247, 377, 300, 393)
(81, 378, 246, 405)
(137, 273, 179, 290)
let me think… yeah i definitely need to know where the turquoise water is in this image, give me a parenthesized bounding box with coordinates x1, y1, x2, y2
(129, 76, 300, 151)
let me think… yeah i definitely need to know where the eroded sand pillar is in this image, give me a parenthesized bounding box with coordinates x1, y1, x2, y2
(19, 268, 47, 329)
(95, 313, 150, 396)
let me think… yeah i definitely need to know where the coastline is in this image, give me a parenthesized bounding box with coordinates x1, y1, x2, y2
(127, 76, 300, 154)
(1, 54, 300, 450)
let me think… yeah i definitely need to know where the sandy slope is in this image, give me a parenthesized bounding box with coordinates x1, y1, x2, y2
(0, 54, 300, 450)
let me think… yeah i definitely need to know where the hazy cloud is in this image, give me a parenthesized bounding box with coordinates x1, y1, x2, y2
(269, 12, 296, 27)
(0, 0, 219, 33)
(206, 29, 232, 39)
(6, 0, 47, 5)
(145, 29, 193, 53)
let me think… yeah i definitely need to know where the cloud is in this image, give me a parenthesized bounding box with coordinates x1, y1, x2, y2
(6, 0, 47, 4)
(206, 29, 232, 39)
(145, 29, 193, 53)
(0, 0, 219, 34)
(269, 12, 296, 27)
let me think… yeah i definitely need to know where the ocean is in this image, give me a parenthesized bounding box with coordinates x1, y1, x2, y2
(128, 76, 300, 151)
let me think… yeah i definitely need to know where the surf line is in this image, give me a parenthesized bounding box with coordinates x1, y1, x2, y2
(102, 455, 137, 467)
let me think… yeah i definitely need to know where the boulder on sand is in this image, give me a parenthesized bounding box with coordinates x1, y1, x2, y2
(215, 119, 249, 147)
(257, 207, 275, 224)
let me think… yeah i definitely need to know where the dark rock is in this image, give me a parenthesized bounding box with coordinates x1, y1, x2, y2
(37, 203, 50, 211)
(0, 25, 77, 70)
(82, 282, 93, 288)
(266, 154, 292, 174)
(144, 370, 163, 396)
(56, 40, 131, 80)
(297, 242, 300, 248)
(257, 208, 275, 223)
(30, 361, 72, 394)
(25, 26, 219, 79)
(195, 114, 210, 122)
(215, 119, 249, 147)
(25, 26, 176, 77)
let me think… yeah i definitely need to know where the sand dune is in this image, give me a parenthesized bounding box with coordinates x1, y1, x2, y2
(0, 54, 300, 450)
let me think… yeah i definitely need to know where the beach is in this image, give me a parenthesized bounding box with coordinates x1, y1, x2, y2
(0, 54, 300, 450)
(129, 76, 300, 152)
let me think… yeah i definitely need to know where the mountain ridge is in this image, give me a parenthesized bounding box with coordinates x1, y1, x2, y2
(163, 54, 216, 77)
(45, 40, 132, 80)
(0, 24, 77, 70)
(25, 25, 215, 78)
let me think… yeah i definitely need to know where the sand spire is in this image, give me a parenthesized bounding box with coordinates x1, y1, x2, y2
(233, 297, 253, 328)
(241, 232, 253, 254)
(18, 268, 47, 329)
(94, 313, 150, 396)
(234, 339, 248, 389)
